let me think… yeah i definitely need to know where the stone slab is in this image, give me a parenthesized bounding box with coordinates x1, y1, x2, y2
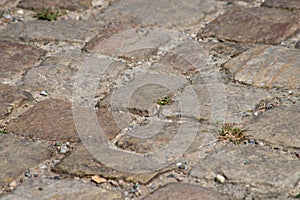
(0, 20, 105, 42)
(246, 104, 300, 148)
(0, 84, 33, 120)
(0, 40, 46, 81)
(53, 143, 170, 184)
(21, 53, 126, 100)
(6, 99, 79, 142)
(99, 0, 225, 29)
(142, 183, 232, 200)
(224, 46, 300, 89)
(262, 0, 300, 10)
(190, 146, 300, 195)
(150, 40, 215, 77)
(200, 7, 300, 44)
(163, 83, 269, 123)
(6, 99, 124, 142)
(17, 0, 93, 11)
(0, 178, 122, 200)
(84, 27, 175, 60)
(0, 134, 52, 187)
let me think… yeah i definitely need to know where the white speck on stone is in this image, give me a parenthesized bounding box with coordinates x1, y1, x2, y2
(288, 90, 293, 95)
(254, 111, 258, 116)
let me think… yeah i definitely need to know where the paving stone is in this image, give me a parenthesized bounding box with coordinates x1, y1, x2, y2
(224, 46, 300, 89)
(21, 53, 126, 100)
(200, 41, 250, 59)
(0, 20, 105, 42)
(99, 0, 225, 29)
(200, 7, 300, 44)
(53, 143, 170, 184)
(84, 26, 176, 60)
(190, 146, 300, 196)
(17, 0, 93, 11)
(0, 134, 52, 187)
(116, 121, 218, 157)
(246, 104, 300, 148)
(150, 40, 215, 77)
(6, 99, 123, 142)
(163, 83, 269, 123)
(0, 40, 46, 81)
(6, 99, 79, 142)
(0, 178, 122, 200)
(142, 182, 232, 200)
(0, 84, 33, 120)
(262, 0, 300, 10)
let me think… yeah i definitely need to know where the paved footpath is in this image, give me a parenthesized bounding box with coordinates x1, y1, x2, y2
(0, 0, 299, 199)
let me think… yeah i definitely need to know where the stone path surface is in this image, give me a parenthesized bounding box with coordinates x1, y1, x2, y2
(0, 0, 299, 199)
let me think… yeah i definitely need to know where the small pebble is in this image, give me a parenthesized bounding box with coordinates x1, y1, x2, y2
(53, 176, 60, 180)
(8, 181, 17, 188)
(2, 14, 12, 20)
(288, 90, 293, 95)
(16, 9, 24, 15)
(25, 170, 32, 178)
(40, 90, 48, 96)
(59, 145, 68, 154)
(248, 139, 255, 144)
(216, 174, 225, 183)
(253, 111, 258, 116)
(34, 173, 39, 177)
(54, 142, 62, 146)
(91, 175, 106, 184)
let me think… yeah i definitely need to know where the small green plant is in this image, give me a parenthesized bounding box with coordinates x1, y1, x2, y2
(0, 129, 7, 134)
(157, 96, 173, 106)
(294, 191, 300, 198)
(37, 9, 59, 21)
(218, 123, 249, 144)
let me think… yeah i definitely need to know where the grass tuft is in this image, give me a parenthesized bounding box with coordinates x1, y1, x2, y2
(37, 9, 60, 21)
(218, 123, 249, 145)
(157, 96, 173, 106)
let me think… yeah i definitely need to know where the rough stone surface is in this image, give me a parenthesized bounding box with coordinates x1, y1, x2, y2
(164, 83, 269, 123)
(21, 53, 126, 100)
(17, 0, 93, 11)
(262, 0, 300, 10)
(246, 105, 300, 148)
(0, 134, 52, 187)
(151, 40, 215, 77)
(142, 183, 232, 200)
(6, 99, 79, 142)
(190, 146, 300, 196)
(0, 20, 105, 42)
(53, 143, 169, 184)
(0, 178, 122, 200)
(84, 27, 175, 60)
(6, 99, 124, 142)
(100, 0, 225, 29)
(0, 84, 33, 120)
(0, 40, 46, 80)
(200, 7, 300, 44)
(224, 46, 300, 89)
